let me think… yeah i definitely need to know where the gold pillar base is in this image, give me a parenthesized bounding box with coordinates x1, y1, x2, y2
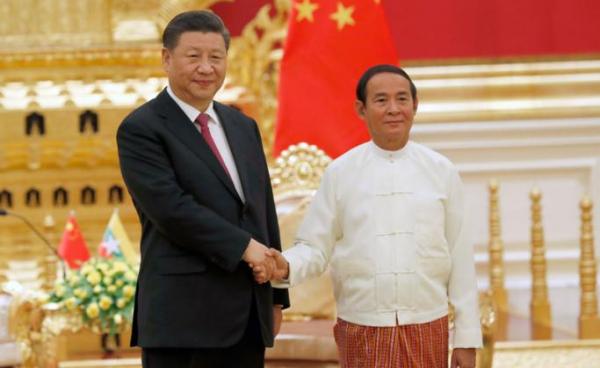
(491, 288, 508, 340)
(579, 316, 600, 339)
(530, 302, 552, 340)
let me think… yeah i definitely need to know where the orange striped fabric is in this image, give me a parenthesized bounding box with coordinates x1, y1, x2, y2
(333, 316, 449, 368)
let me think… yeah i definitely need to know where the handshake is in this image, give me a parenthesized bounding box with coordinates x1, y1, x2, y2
(242, 239, 289, 284)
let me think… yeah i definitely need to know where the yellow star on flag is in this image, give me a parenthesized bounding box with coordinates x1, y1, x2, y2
(330, 2, 356, 30)
(295, 0, 319, 22)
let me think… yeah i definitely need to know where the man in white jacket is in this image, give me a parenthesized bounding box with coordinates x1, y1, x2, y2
(256, 64, 482, 368)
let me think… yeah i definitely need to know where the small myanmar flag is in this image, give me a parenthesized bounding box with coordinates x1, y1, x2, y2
(98, 209, 138, 265)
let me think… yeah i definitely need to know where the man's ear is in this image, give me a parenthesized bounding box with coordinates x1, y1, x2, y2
(161, 48, 170, 72)
(355, 100, 366, 120)
(413, 96, 419, 113)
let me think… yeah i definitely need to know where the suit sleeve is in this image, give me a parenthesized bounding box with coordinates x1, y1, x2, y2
(117, 117, 251, 272)
(251, 121, 290, 309)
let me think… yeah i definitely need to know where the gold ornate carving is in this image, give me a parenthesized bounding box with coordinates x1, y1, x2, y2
(2, 282, 47, 368)
(529, 187, 552, 339)
(39, 303, 84, 367)
(0, 0, 112, 49)
(578, 197, 600, 339)
(227, 0, 291, 158)
(0, 1, 232, 84)
(270, 142, 331, 198)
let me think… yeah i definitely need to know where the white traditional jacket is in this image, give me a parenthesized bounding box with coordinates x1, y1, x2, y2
(281, 141, 482, 348)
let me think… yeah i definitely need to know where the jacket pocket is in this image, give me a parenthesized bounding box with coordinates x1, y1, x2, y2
(414, 192, 449, 258)
(331, 258, 376, 312)
(157, 255, 208, 275)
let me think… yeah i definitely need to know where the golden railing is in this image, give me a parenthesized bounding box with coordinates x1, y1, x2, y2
(487, 181, 600, 341)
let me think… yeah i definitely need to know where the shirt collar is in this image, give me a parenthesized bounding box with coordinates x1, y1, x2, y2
(369, 140, 411, 160)
(166, 85, 220, 126)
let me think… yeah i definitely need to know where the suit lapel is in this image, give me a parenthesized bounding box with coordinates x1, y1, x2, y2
(154, 90, 241, 202)
(214, 102, 252, 203)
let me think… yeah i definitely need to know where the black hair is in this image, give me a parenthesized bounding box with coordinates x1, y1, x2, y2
(355, 64, 417, 103)
(162, 10, 230, 50)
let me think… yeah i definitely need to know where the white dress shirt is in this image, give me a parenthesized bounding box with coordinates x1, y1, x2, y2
(281, 141, 482, 348)
(166, 86, 245, 202)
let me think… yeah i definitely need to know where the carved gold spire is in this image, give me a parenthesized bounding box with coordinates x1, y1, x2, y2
(488, 180, 507, 304)
(579, 196, 600, 338)
(488, 179, 507, 340)
(529, 187, 552, 339)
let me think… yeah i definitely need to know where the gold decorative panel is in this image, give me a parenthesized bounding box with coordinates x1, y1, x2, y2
(0, 0, 231, 49)
(0, 0, 112, 48)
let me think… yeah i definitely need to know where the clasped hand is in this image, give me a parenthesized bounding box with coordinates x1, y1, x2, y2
(242, 239, 288, 284)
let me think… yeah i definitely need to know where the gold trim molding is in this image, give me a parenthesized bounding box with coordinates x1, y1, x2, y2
(0, 46, 162, 77)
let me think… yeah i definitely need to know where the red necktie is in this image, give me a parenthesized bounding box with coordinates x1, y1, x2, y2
(196, 113, 230, 177)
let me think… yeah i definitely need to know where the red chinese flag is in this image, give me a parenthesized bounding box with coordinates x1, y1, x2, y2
(58, 214, 90, 269)
(274, 0, 399, 158)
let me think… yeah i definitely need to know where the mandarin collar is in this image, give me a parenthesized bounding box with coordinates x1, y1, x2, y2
(368, 140, 410, 160)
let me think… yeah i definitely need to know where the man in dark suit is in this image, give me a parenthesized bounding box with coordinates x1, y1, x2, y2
(116, 10, 289, 368)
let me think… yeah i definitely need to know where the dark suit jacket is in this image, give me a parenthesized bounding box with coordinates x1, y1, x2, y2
(116, 89, 289, 348)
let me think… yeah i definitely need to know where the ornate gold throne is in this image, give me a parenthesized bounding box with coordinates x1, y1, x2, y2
(270, 142, 335, 320)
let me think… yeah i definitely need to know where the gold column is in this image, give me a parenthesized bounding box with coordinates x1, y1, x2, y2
(42, 214, 58, 290)
(488, 179, 508, 339)
(578, 197, 600, 338)
(529, 187, 552, 339)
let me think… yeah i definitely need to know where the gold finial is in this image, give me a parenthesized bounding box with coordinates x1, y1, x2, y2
(43, 214, 55, 229)
(581, 196, 593, 210)
(529, 186, 552, 339)
(579, 196, 600, 338)
(530, 186, 541, 200)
